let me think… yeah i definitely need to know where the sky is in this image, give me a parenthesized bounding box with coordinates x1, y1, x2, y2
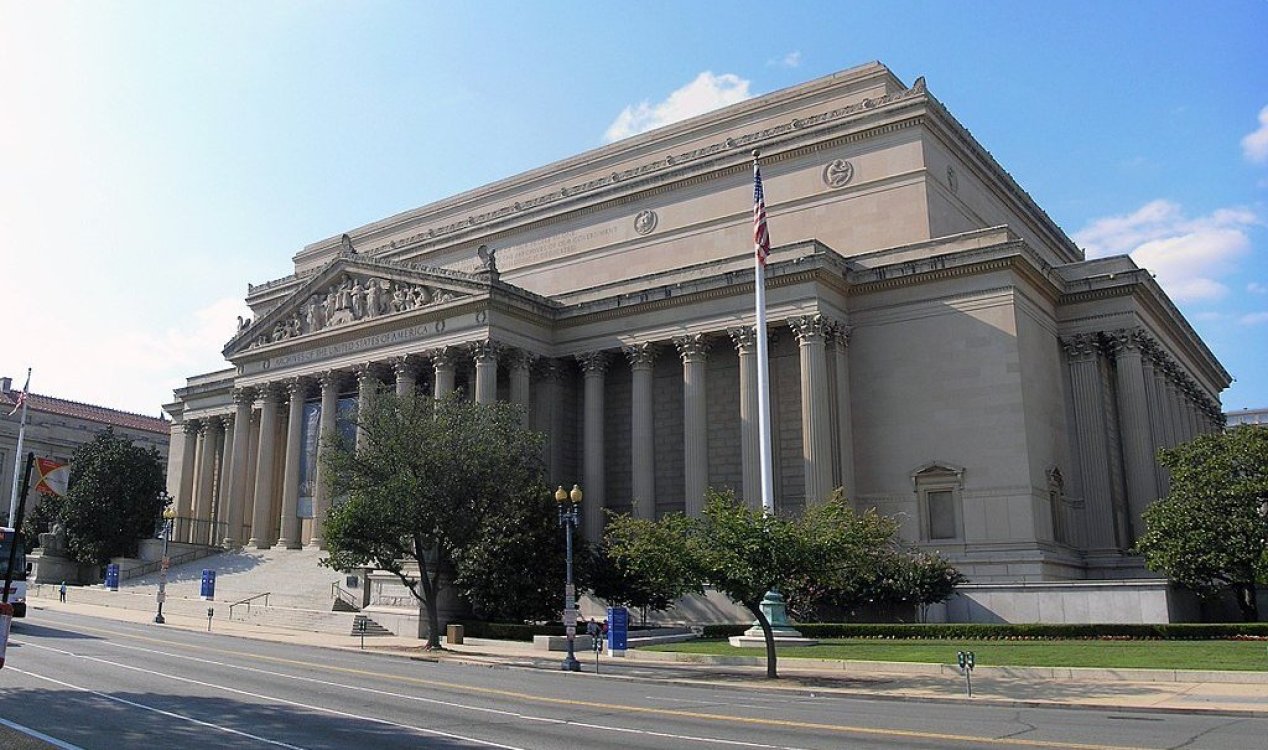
(1, 1, 1265, 417)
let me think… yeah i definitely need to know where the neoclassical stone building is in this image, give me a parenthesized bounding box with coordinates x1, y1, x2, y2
(165, 62, 1227, 597)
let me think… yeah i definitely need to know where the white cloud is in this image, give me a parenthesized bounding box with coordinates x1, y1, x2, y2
(1240, 312, 1268, 325)
(1073, 200, 1259, 303)
(768, 51, 801, 68)
(603, 72, 752, 144)
(1242, 105, 1268, 164)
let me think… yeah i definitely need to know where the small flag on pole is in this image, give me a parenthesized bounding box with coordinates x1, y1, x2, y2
(753, 162, 771, 266)
(34, 458, 69, 497)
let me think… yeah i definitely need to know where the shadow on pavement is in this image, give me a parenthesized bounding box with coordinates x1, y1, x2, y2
(8, 621, 102, 640)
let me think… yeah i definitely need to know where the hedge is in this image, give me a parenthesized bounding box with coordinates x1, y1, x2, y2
(700, 623, 1268, 640)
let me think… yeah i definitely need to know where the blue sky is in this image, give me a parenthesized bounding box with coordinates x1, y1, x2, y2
(2, 1, 1265, 415)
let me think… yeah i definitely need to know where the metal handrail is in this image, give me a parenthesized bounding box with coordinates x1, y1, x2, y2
(228, 591, 271, 620)
(331, 582, 361, 611)
(122, 547, 204, 581)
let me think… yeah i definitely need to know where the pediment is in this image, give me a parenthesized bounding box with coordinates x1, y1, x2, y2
(225, 257, 488, 357)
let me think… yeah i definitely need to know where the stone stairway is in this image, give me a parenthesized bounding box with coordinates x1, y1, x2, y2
(351, 614, 394, 637)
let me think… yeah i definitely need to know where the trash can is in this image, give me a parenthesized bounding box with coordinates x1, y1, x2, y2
(446, 623, 464, 645)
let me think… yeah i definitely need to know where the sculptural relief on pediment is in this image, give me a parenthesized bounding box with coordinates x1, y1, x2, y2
(246, 273, 462, 349)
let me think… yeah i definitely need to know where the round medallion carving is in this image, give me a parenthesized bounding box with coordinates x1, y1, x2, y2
(822, 159, 854, 188)
(634, 209, 659, 235)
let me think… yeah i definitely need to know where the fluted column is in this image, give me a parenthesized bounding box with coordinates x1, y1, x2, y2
(176, 419, 201, 526)
(1161, 364, 1182, 447)
(1106, 329, 1160, 544)
(310, 370, 341, 549)
(393, 356, 417, 397)
(215, 414, 234, 546)
(578, 351, 608, 543)
(471, 340, 500, 404)
(789, 315, 833, 507)
(192, 418, 220, 543)
(624, 343, 658, 519)
(276, 378, 308, 549)
(355, 364, 377, 450)
(508, 350, 533, 428)
(534, 359, 567, 486)
(249, 384, 282, 549)
(728, 327, 761, 509)
(674, 334, 710, 518)
(224, 389, 254, 547)
(431, 347, 456, 398)
(1140, 343, 1170, 494)
(831, 324, 855, 500)
(1062, 335, 1119, 552)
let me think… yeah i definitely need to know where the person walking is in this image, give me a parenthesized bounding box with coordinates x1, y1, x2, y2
(59, 581, 67, 603)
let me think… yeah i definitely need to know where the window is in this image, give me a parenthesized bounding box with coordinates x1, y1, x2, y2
(911, 461, 965, 542)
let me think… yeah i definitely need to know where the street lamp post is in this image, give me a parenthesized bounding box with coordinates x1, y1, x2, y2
(154, 498, 175, 624)
(556, 484, 582, 672)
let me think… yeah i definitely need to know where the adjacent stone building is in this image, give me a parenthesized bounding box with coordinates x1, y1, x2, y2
(163, 63, 1229, 618)
(1, 376, 170, 523)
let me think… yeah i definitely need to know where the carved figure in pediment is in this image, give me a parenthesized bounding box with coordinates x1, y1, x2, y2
(351, 279, 366, 319)
(236, 315, 251, 332)
(365, 278, 384, 318)
(433, 288, 454, 304)
(305, 295, 324, 333)
(334, 278, 352, 312)
(392, 285, 408, 312)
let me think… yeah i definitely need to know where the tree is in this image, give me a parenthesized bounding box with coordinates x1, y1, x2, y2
(320, 392, 552, 647)
(592, 513, 701, 624)
(55, 428, 167, 566)
(1135, 426, 1268, 621)
(604, 489, 934, 678)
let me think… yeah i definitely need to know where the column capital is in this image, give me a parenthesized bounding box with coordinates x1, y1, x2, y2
(1060, 332, 1101, 362)
(429, 346, 457, 370)
(232, 386, 257, 406)
(183, 418, 205, 435)
(623, 342, 659, 369)
(673, 334, 710, 362)
(1104, 327, 1150, 358)
(577, 350, 610, 375)
(534, 356, 566, 382)
(353, 362, 379, 385)
(218, 412, 234, 430)
(504, 348, 535, 372)
(728, 326, 758, 355)
(469, 339, 502, 364)
(316, 369, 346, 389)
(787, 314, 829, 344)
(830, 322, 853, 348)
(392, 355, 419, 379)
(256, 382, 284, 404)
(285, 377, 312, 400)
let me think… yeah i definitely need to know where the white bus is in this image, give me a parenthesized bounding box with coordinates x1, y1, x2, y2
(0, 527, 27, 618)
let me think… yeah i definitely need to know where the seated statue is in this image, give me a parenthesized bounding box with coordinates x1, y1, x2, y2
(38, 522, 68, 557)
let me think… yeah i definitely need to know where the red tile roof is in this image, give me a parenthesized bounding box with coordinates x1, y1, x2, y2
(1, 388, 169, 436)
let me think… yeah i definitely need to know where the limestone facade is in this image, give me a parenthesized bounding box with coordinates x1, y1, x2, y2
(163, 62, 1228, 584)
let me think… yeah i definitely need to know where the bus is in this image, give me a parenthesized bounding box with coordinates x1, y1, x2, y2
(0, 527, 26, 618)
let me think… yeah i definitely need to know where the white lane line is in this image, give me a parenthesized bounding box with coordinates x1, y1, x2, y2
(8, 668, 307, 749)
(15, 645, 529, 750)
(0, 716, 87, 750)
(22, 639, 818, 750)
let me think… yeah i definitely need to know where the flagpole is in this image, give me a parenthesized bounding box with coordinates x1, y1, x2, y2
(752, 152, 775, 517)
(7, 368, 31, 525)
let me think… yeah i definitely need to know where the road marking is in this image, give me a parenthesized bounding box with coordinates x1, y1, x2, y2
(8, 668, 308, 749)
(0, 716, 86, 750)
(19, 619, 1162, 750)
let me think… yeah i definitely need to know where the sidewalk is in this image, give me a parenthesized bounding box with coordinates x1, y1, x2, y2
(21, 593, 1268, 717)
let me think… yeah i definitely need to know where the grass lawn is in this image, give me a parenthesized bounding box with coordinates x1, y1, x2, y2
(643, 638, 1268, 671)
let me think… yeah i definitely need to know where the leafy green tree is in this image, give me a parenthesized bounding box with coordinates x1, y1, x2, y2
(592, 513, 701, 624)
(22, 491, 64, 553)
(875, 550, 968, 622)
(320, 392, 552, 647)
(55, 428, 167, 566)
(1135, 426, 1268, 621)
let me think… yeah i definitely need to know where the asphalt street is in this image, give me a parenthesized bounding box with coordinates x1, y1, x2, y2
(1, 609, 1265, 750)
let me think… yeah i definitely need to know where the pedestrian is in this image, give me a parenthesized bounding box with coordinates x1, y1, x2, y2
(585, 617, 599, 645)
(59, 581, 67, 603)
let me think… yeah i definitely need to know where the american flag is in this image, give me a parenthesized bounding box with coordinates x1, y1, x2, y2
(753, 163, 771, 266)
(7, 374, 28, 417)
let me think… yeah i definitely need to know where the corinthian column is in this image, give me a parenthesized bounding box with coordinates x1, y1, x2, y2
(354, 364, 379, 451)
(674, 334, 710, 518)
(471, 340, 500, 404)
(728, 327, 761, 509)
(393, 356, 417, 397)
(578, 351, 608, 543)
(176, 419, 201, 526)
(534, 359, 567, 486)
(624, 343, 657, 519)
(310, 370, 341, 548)
(789, 315, 833, 507)
(831, 324, 855, 500)
(1062, 334, 1119, 552)
(276, 378, 308, 549)
(249, 384, 282, 549)
(224, 388, 255, 547)
(192, 418, 220, 543)
(431, 347, 456, 398)
(215, 414, 234, 545)
(1106, 329, 1160, 544)
(508, 350, 533, 428)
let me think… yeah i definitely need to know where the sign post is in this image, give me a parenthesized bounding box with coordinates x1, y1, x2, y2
(606, 606, 628, 657)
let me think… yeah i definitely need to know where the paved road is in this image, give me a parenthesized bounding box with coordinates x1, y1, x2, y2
(2, 609, 1265, 750)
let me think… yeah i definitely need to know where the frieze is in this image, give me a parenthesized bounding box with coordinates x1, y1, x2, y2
(246, 272, 463, 350)
(364, 81, 927, 256)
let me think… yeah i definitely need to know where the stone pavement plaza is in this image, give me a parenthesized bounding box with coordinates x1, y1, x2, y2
(18, 590, 1268, 717)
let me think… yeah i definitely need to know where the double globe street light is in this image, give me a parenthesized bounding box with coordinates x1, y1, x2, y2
(555, 484, 582, 672)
